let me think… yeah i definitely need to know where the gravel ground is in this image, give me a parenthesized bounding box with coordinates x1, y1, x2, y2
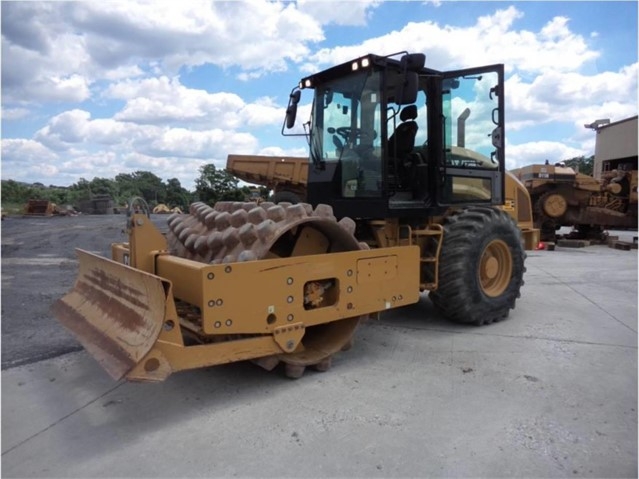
(0, 217, 636, 478)
(0, 213, 169, 369)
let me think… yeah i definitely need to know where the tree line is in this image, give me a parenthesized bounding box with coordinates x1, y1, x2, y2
(1, 155, 594, 210)
(1, 164, 269, 209)
(562, 155, 594, 176)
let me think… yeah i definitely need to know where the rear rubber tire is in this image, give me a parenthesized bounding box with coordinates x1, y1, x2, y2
(429, 206, 526, 326)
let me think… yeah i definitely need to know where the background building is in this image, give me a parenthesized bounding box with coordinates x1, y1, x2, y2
(588, 116, 638, 179)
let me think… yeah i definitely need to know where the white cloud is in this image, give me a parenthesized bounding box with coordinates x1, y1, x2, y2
(2, 2, 93, 103)
(33, 110, 133, 150)
(1, 138, 58, 161)
(506, 64, 638, 132)
(1, 0, 328, 105)
(14, 104, 263, 188)
(35, 110, 92, 146)
(2, 38, 91, 103)
(301, 6, 598, 74)
(1, 139, 60, 182)
(1, 108, 31, 120)
(102, 65, 146, 81)
(108, 77, 245, 126)
(506, 141, 587, 170)
(258, 145, 309, 158)
(147, 128, 258, 158)
(105, 76, 284, 128)
(34, 106, 261, 155)
(296, 0, 381, 26)
(242, 97, 286, 127)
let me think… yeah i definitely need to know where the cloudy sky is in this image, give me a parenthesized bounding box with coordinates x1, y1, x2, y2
(2, 1, 637, 189)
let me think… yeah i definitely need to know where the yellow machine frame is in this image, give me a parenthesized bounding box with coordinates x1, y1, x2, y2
(53, 214, 420, 382)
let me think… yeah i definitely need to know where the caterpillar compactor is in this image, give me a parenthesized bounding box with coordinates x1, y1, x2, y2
(53, 53, 538, 382)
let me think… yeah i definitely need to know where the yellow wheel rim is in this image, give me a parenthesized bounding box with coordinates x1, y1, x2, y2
(479, 239, 512, 297)
(542, 193, 567, 218)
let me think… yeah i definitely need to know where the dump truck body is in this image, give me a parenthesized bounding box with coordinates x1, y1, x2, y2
(227, 154, 308, 201)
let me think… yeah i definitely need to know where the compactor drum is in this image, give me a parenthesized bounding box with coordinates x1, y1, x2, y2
(53, 52, 539, 383)
(165, 200, 364, 377)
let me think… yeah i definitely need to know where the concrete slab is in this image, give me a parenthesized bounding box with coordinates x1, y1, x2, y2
(2, 245, 637, 478)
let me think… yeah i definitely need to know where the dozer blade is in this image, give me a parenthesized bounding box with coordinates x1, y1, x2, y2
(51, 249, 167, 380)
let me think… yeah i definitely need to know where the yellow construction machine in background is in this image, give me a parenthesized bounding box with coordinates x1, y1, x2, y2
(152, 203, 183, 214)
(511, 163, 637, 241)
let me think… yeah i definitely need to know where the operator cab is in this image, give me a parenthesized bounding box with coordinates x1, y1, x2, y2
(283, 52, 505, 219)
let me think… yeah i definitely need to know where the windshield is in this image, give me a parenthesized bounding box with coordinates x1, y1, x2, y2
(310, 69, 383, 197)
(310, 71, 381, 161)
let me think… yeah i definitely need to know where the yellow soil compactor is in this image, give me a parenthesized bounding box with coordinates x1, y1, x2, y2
(53, 53, 539, 382)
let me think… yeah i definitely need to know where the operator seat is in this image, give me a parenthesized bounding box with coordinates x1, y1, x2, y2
(387, 105, 419, 191)
(388, 104, 418, 159)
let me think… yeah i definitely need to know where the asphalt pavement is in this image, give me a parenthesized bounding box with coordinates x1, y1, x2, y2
(1, 230, 637, 478)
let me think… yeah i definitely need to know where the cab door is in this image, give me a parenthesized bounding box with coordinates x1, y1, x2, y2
(438, 64, 505, 206)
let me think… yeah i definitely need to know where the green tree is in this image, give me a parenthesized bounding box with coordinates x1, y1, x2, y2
(1, 169, 204, 210)
(42, 187, 72, 205)
(1, 180, 29, 204)
(67, 178, 93, 205)
(115, 171, 166, 205)
(564, 155, 594, 176)
(89, 177, 119, 197)
(114, 173, 141, 204)
(165, 178, 191, 208)
(194, 164, 240, 204)
(1, 180, 75, 208)
(133, 171, 166, 205)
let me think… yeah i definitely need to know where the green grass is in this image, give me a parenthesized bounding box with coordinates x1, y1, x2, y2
(1, 203, 26, 216)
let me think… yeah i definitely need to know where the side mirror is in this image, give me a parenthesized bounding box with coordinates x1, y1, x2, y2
(400, 53, 426, 72)
(397, 72, 418, 105)
(285, 89, 301, 129)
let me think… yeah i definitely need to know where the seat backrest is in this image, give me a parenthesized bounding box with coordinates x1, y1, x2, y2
(388, 105, 418, 158)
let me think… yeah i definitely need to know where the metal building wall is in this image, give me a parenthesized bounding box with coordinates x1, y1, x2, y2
(593, 116, 638, 179)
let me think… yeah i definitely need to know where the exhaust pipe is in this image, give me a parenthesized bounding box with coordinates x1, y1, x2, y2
(457, 108, 471, 147)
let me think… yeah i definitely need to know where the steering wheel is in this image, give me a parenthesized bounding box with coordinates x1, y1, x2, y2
(334, 127, 376, 143)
